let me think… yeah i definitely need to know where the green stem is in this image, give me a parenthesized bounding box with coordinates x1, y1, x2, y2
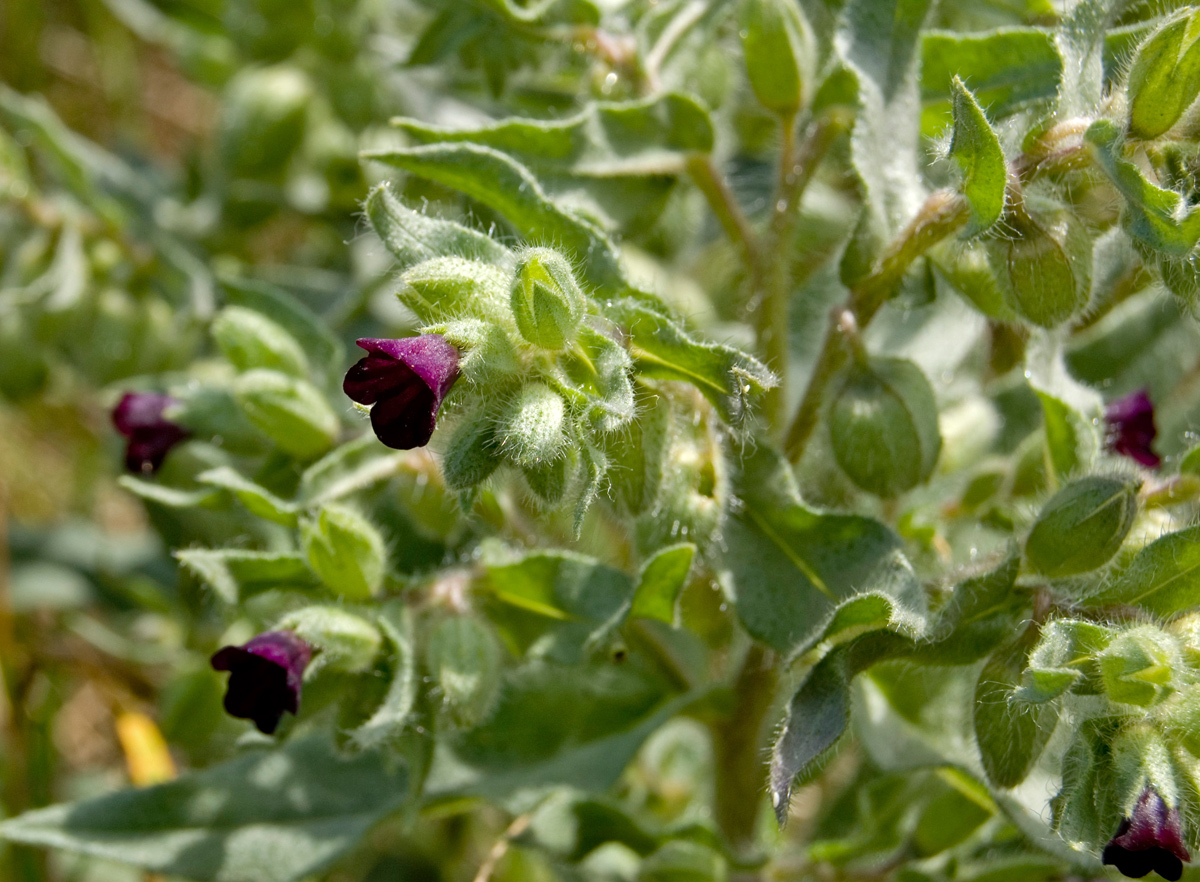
(783, 190, 969, 462)
(712, 642, 779, 852)
(687, 154, 763, 276)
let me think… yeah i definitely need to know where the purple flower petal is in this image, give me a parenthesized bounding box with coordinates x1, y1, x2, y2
(344, 336, 460, 450)
(112, 392, 188, 473)
(212, 631, 312, 735)
(1103, 787, 1191, 881)
(1105, 389, 1161, 469)
(125, 425, 189, 474)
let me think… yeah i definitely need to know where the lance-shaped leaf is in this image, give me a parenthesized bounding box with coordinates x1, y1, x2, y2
(911, 554, 1023, 666)
(629, 544, 695, 625)
(364, 183, 511, 272)
(607, 298, 775, 426)
(298, 435, 406, 506)
(349, 603, 418, 750)
(975, 640, 1057, 789)
(393, 95, 712, 229)
(484, 547, 634, 623)
(722, 448, 926, 654)
(175, 549, 317, 604)
(363, 142, 625, 291)
(1091, 524, 1200, 617)
(921, 29, 1061, 124)
(118, 477, 220, 510)
(948, 77, 1005, 236)
(196, 467, 298, 526)
(0, 736, 409, 882)
(1086, 119, 1200, 256)
(838, 0, 936, 241)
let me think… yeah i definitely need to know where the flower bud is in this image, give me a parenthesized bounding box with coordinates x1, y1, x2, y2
(510, 248, 586, 350)
(1018, 618, 1111, 703)
(211, 630, 312, 734)
(424, 614, 503, 730)
(1105, 728, 1191, 881)
(1099, 625, 1180, 708)
(497, 382, 568, 469)
(739, 0, 816, 116)
(829, 356, 941, 498)
(301, 504, 387, 600)
(112, 392, 190, 474)
(1126, 9, 1200, 141)
(211, 305, 308, 376)
(522, 456, 569, 504)
(990, 202, 1091, 328)
(234, 368, 339, 459)
(277, 605, 384, 674)
(1024, 476, 1139, 578)
(219, 65, 312, 178)
(399, 257, 512, 325)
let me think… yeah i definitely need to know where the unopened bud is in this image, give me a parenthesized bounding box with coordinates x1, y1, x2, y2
(829, 356, 942, 498)
(399, 257, 511, 325)
(510, 248, 586, 350)
(740, 0, 816, 116)
(497, 382, 568, 469)
(442, 413, 503, 491)
(1025, 476, 1139, 577)
(234, 369, 339, 459)
(212, 306, 308, 376)
(991, 201, 1092, 328)
(301, 504, 387, 600)
(1099, 625, 1180, 708)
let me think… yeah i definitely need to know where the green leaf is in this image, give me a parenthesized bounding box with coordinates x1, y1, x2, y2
(1126, 8, 1200, 140)
(912, 771, 995, 857)
(1017, 619, 1111, 703)
(483, 547, 633, 623)
(974, 641, 1055, 789)
(722, 448, 926, 653)
(911, 555, 1023, 666)
(220, 277, 343, 377)
(607, 298, 775, 426)
(947, 77, 1005, 236)
(196, 467, 298, 526)
(233, 370, 340, 460)
(174, 548, 316, 603)
(920, 29, 1061, 126)
(1035, 392, 1088, 483)
(299, 435, 406, 506)
(118, 476, 220, 510)
(364, 183, 511, 273)
(629, 544, 695, 625)
(1086, 118, 1200, 256)
(0, 736, 408, 882)
(363, 142, 626, 292)
(839, 0, 936, 239)
(349, 603, 417, 751)
(1092, 524, 1200, 617)
(393, 94, 713, 230)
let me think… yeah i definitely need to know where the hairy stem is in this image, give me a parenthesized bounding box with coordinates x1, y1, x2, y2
(687, 154, 762, 275)
(783, 190, 970, 462)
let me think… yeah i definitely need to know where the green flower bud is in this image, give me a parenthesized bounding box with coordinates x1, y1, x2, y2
(990, 201, 1092, 328)
(1099, 625, 1180, 708)
(739, 0, 816, 116)
(400, 257, 512, 326)
(219, 65, 313, 179)
(510, 248, 586, 350)
(1018, 618, 1111, 704)
(1024, 476, 1139, 578)
(212, 306, 308, 376)
(497, 382, 568, 469)
(424, 614, 503, 730)
(1126, 9, 1200, 141)
(233, 368, 339, 459)
(829, 356, 942, 498)
(301, 504, 387, 600)
(277, 605, 383, 675)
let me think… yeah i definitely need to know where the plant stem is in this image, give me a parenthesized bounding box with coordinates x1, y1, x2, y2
(783, 190, 970, 462)
(712, 642, 779, 853)
(687, 154, 763, 275)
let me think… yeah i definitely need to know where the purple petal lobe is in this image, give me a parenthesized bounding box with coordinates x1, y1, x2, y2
(113, 392, 188, 473)
(343, 355, 411, 406)
(369, 381, 436, 449)
(346, 336, 459, 449)
(211, 631, 312, 734)
(113, 392, 177, 435)
(1103, 788, 1191, 881)
(1105, 389, 1161, 469)
(355, 336, 459, 401)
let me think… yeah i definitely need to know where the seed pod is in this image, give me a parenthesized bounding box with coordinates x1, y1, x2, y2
(212, 306, 308, 376)
(497, 382, 568, 469)
(990, 201, 1092, 328)
(301, 504, 387, 600)
(829, 356, 941, 498)
(740, 0, 816, 116)
(234, 369, 338, 459)
(219, 65, 313, 178)
(510, 248, 586, 350)
(1025, 476, 1139, 578)
(424, 614, 503, 730)
(1126, 9, 1200, 141)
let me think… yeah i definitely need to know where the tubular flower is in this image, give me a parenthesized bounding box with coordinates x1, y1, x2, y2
(111, 392, 189, 474)
(211, 631, 312, 735)
(1105, 389, 1160, 468)
(343, 336, 460, 449)
(1102, 787, 1191, 881)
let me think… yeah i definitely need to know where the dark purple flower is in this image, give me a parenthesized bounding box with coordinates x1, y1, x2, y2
(343, 336, 459, 449)
(211, 631, 312, 735)
(1105, 389, 1161, 468)
(1103, 787, 1191, 881)
(112, 392, 189, 474)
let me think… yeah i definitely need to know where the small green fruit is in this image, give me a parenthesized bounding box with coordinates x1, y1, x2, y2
(233, 369, 339, 459)
(212, 306, 308, 376)
(1126, 9, 1200, 141)
(301, 504, 387, 600)
(1025, 476, 1139, 578)
(991, 203, 1092, 328)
